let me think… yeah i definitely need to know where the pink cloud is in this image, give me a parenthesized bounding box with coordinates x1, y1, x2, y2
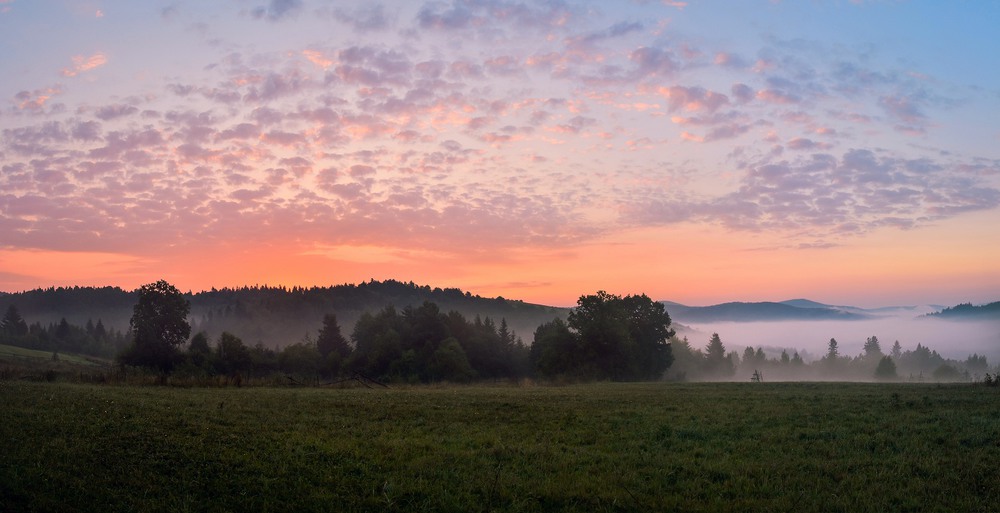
(302, 49, 334, 69)
(216, 123, 259, 141)
(484, 55, 522, 76)
(14, 87, 62, 111)
(655, 85, 729, 113)
(714, 52, 747, 69)
(61, 53, 107, 77)
(261, 130, 305, 146)
(680, 131, 703, 142)
(756, 89, 799, 104)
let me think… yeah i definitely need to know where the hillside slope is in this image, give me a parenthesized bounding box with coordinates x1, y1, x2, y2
(0, 281, 568, 348)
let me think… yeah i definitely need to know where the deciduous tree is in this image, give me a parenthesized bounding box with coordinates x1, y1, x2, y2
(534, 291, 674, 381)
(120, 280, 191, 371)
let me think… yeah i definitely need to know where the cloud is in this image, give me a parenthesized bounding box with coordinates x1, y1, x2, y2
(94, 104, 139, 120)
(252, 0, 303, 21)
(715, 52, 748, 69)
(731, 83, 754, 104)
(13, 87, 62, 112)
(329, 46, 413, 87)
(416, 0, 574, 33)
(786, 137, 830, 151)
(566, 20, 644, 52)
(756, 88, 799, 105)
(623, 149, 1000, 237)
(71, 121, 102, 141)
(878, 96, 926, 130)
(302, 50, 334, 69)
(416, 2, 474, 30)
(630, 46, 678, 77)
(61, 53, 107, 77)
(703, 123, 752, 141)
(1, 0, 996, 268)
(655, 85, 729, 113)
(160, 4, 179, 20)
(332, 4, 391, 31)
(216, 123, 259, 141)
(242, 70, 313, 103)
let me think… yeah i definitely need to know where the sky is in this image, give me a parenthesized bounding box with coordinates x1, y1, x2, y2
(1, 0, 999, 308)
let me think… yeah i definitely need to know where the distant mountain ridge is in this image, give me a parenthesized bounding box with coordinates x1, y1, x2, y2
(925, 301, 1000, 319)
(660, 299, 870, 323)
(659, 298, 993, 323)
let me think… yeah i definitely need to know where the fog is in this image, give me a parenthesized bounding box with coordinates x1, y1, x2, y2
(680, 314, 1000, 363)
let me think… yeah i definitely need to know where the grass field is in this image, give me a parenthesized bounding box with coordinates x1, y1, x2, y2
(2, 381, 998, 512)
(0, 343, 105, 367)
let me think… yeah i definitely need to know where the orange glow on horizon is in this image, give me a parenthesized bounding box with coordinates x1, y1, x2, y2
(2, 210, 999, 309)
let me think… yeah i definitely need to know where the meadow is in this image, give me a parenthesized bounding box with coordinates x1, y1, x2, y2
(2, 379, 998, 512)
(0, 344, 104, 367)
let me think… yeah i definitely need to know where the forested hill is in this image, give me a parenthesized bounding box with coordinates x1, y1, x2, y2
(926, 301, 1000, 320)
(0, 281, 569, 348)
(660, 300, 868, 323)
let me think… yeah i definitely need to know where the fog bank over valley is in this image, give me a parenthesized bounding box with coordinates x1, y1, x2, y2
(677, 307, 1000, 362)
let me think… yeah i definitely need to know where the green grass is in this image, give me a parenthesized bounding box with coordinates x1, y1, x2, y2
(2, 381, 998, 512)
(0, 343, 105, 367)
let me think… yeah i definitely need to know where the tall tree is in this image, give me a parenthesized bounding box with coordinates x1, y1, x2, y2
(863, 336, 882, 359)
(890, 340, 902, 360)
(215, 331, 252, 375)
(121, 280, 191, 372)
(187, 331, 212, 370)
(568, 291, 632, 379)
(1, 304, 29, 338)
(620, 293, 675, 379)
(704, 333, 733, 377)
(316, 313, 350, 359)
(530, 318, 578, 378)
(548, 291, 675, 381)
(825, 338, 839, 360)
(348, 306, 404, 379)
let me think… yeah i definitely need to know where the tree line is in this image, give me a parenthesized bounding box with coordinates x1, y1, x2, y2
(0, 280, 566, 354)
(667, 333, 994, 382)
(1, 304, 128, 358)
(113, 281, 675, 383)
(114, 280, 532, 382)
(5, 279, 994, 383)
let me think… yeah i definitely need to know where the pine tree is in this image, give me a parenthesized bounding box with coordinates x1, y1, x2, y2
(316, 313, 350, 358)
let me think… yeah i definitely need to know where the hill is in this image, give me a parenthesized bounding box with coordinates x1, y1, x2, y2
(660, 300, 869, 323)
(0, 280, 568, 349)
(926, 301, 1000, 320)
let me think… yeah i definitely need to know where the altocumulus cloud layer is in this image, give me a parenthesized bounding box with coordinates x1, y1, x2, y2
(1, 0, 999, 261)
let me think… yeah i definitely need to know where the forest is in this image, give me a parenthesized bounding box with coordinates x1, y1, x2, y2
(1, 280, 997, 383)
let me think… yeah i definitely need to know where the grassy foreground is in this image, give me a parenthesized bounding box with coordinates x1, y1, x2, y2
(2, 381, 998, 512)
